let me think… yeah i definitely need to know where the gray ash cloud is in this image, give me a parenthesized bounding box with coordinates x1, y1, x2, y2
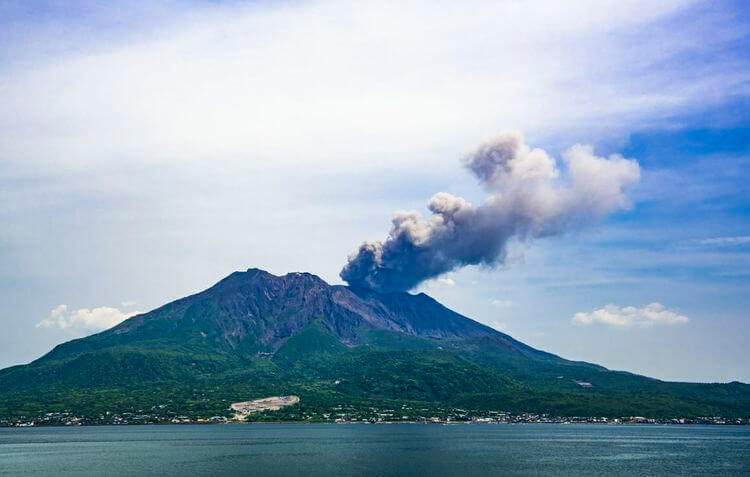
(341, 131, 640, 292)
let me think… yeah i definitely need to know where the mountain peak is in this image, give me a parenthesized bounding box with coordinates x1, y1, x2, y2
(219, 268, 328, 285)
(209, 268, 327, 293)
(45, 267, 529, 362)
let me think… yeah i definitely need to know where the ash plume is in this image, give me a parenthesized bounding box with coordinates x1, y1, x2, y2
(341, 131, 640, 292)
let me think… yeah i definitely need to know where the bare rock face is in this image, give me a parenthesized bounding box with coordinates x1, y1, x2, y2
(43, 267, 542, 362)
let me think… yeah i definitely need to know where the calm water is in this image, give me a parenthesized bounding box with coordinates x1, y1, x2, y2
(0, 424, 748, 476)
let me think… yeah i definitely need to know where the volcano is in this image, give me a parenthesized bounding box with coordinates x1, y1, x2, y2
(1, 268, 748, 422)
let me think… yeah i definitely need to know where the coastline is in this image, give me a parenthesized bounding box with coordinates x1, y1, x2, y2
(3, 417, 748, 428)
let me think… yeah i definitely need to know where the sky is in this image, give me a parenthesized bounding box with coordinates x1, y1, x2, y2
(1, 0, 749, 382)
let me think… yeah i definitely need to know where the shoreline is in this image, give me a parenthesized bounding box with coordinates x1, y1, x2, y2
(2, 419, 748, 428)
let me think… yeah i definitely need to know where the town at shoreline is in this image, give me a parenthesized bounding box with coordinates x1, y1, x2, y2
(3, 408, 748, 428)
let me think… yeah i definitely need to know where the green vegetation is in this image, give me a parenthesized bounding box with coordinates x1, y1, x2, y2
(2, 339, 748, 424)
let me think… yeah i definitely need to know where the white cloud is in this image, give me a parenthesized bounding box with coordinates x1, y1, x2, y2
(436, 277, 456, 286)
(491, 299, 515, 308)
(572, 303, 689, 328)
(0, 0, 746, 173)
(36, 304, 137, 332)
(698, 236, 750, 246)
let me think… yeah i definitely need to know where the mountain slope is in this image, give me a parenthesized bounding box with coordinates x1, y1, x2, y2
(1, 268, 748, 422)
(30, 268, 568, 373)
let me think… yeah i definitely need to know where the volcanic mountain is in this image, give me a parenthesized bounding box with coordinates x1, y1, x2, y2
(1, 268, 748, 420)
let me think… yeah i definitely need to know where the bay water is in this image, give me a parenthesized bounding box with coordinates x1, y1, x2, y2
(1, 423, 748, 476)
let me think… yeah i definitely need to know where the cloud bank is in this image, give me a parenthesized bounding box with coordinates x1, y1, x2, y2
(572, 303, 689, 328)
(36, 304, 137, 332)
(1, 0, 746, 174)
(340, 131, 640, 292)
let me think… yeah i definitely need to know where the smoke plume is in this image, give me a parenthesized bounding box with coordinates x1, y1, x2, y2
(340, 131, 640, 292)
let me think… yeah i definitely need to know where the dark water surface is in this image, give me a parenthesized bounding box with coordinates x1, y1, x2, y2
(1, 423, 748, 476)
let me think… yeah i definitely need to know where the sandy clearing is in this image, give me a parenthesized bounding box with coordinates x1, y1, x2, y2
(230, 395, 300, 421)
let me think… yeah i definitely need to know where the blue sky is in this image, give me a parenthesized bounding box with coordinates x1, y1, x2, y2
(0, 0, 748, 382)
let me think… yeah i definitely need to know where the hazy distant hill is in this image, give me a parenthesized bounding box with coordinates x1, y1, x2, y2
(1, 268, 748, 421)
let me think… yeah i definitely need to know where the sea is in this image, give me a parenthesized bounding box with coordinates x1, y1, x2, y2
(0, 423, 748, 476)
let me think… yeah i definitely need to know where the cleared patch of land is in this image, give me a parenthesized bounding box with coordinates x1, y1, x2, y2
(230, 395, 300, 421)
